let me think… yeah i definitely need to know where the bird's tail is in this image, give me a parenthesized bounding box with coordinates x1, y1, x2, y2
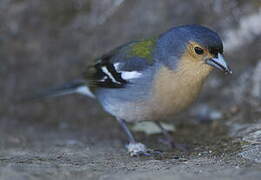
(21, 80, 95, 102)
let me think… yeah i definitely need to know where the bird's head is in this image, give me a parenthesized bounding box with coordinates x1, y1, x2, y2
(155, 25, 232, 76)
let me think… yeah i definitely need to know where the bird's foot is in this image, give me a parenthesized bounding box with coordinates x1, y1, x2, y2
(126, 142, 161, 157)
(126, 142, 149, 156)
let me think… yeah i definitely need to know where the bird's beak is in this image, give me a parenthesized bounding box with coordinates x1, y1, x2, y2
(205, 53, 232, 75)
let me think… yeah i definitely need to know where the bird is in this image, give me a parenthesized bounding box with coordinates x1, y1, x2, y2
(31, 24, 232, 156)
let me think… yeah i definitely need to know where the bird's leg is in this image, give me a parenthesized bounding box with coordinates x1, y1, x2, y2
(117, 118, 153, 156)
(155, 121, 176, 148)
(155, 121, 187, 151)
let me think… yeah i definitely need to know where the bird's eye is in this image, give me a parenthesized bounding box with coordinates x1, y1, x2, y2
(194, 47, 204, 55)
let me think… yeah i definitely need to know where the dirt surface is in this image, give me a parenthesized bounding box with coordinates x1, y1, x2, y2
(0, 117, 260, 180)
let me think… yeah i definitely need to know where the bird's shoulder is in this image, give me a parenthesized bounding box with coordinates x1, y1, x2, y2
(83, 38, 157, 88)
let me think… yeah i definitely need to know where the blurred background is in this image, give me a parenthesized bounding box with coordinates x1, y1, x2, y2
(1, 0, 261, 130)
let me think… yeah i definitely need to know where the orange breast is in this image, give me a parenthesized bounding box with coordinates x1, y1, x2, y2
(149, 59, 213, 119)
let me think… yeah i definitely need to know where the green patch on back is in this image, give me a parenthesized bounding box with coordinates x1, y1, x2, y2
(129, 38, 157, 64)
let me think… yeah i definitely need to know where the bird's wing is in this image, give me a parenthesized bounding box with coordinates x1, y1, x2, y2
(83, 38, 157, 89)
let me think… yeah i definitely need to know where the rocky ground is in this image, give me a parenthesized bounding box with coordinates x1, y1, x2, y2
(0, 113, 260, 180)
(1, 0, 261, 179)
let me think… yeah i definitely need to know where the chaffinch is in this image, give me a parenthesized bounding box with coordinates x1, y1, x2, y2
(34, 25, 232, 156)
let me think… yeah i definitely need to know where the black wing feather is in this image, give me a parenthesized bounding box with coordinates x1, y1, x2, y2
(83, 40, 152, 89)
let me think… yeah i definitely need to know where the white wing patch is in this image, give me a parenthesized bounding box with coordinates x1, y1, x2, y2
(97, 76, 108, 82)
(101, 66, 121, 84)
(121, 71, 142, 80)
(76, 86, 95, 98)
(114, 63, 121, 70)
(113, 63, 142, 80)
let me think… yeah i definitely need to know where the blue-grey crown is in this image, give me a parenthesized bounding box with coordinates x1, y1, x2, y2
(153, 25, 223, 68)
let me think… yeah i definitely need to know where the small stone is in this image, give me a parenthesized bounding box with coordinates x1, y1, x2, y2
(240, 145, 261, 163)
